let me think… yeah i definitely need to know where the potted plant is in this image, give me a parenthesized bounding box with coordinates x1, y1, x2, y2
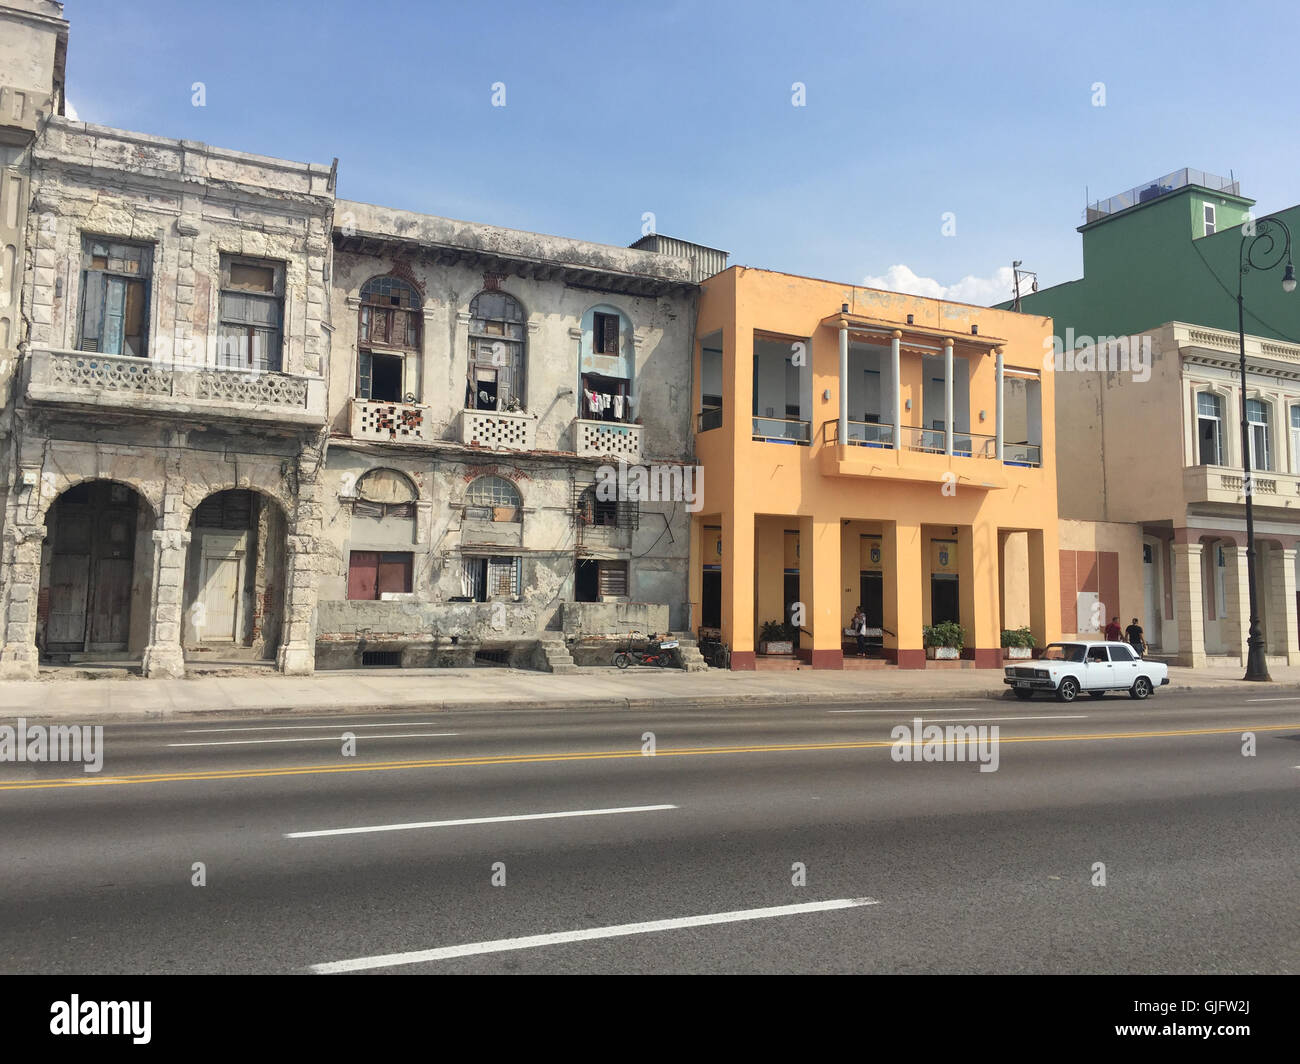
(1001, 626, 1035, 659)
(758, 620, 794, 655)
(923, 620, 964, 659)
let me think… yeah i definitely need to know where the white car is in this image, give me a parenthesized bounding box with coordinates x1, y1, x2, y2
(1003, 641, 1169, 702)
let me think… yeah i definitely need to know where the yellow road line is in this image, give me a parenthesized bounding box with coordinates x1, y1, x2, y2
(0, 723, 1292, 792)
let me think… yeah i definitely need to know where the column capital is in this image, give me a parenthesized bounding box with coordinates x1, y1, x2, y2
(891, 329, 902, 339)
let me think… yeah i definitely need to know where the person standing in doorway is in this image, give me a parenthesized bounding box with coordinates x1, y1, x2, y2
(851, 606, 868, 657)
(1105, 616, 1122, 642)
(1125, 617, 1146, 657)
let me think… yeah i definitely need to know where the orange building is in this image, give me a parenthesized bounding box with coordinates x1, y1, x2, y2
(690, 267, 1062, 669)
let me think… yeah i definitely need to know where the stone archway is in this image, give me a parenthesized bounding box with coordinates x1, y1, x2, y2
(37, 480, 156, 663)
(181, 488, 288, 663)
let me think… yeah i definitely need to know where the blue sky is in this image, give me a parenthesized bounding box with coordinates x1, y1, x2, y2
(66, 0, 1300, 304)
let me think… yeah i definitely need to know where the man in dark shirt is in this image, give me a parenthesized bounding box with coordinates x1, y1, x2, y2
(1125, 618, 1145, 657)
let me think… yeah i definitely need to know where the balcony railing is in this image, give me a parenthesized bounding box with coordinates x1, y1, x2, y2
(456, 407, 537, 452)
(350, 397, 431, 443)
(573, 418, 643, 461)
(24, 348, 325, 426)
(752, 416, 810, 445)
(898, 425, 997, 458)
(1003, 442, 1042, 467)
(698, 408, 724, 432)
(825, 419, 894, 448)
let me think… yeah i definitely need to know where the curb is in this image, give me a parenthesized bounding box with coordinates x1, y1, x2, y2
(10, 678, 1298, 726)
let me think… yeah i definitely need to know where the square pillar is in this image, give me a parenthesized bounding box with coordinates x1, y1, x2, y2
(0, 529, 44, 679)
(142, 527, 190, 679)
(943, 339, 954, 456)
(1270, 547, 1300, 664)
(722, 508, 756, 669)
(1025, 527, 1060, 650)
(1222, 545, 1249, 666)
(798, 514, 842, 669)
(959, 523, 1002, 667)
(1170, 542, 1206, 668)
(884, 519, 924, 668)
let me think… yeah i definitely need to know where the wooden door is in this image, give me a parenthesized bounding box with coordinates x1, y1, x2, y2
(199, 551, 242, 642)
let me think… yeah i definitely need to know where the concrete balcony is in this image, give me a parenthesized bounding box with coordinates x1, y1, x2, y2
(1183, 463, 1300, 510)
(457, 408, 537, 452)
(818, 420, 1008, 489)
(573, 418, 643, 461)
(24, 348, 325, 428)
(350, 397, 432, 443)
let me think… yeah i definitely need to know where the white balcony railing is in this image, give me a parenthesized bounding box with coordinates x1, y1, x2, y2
(457, 408, 537, 452)
(350, 397, 431, 443)
(573, 418, 643, 460)
(24, 348, 325, 426)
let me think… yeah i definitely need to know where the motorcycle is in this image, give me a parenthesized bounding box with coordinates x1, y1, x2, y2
(613, 631, 683, 670)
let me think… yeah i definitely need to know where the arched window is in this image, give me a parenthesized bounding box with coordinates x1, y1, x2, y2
(467, 291, 526, 411)
(579, 304, 634, 423)
(464, 475, 521, 522)
(354, 468, 418, 517)
(358, 276, 422, 403)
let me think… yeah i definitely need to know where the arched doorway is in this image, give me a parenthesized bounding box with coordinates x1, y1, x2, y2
(182, 488, 287, 662)
(39, 481, 154, 661)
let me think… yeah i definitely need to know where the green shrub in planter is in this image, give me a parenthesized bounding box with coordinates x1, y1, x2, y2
(1000, 626, 1034, 648)
(923, 621, 965, 649)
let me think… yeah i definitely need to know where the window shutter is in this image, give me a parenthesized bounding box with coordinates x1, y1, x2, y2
(348, 552, 380, 600)
(377, 552, 412, 595)
(80, 271, 104, 351)
(598, 562, 627, 597)
(358, 350, 372, 399)
(102, 277, 126, 355)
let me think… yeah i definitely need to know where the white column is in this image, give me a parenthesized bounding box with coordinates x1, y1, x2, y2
(943, 339, 954, 456)
(838, 320, 849, 444)
(994, 347, 1004, 461)
(1170, 541, 1206, 668)
(1223, 544, 1250, 666)
(890, 330, 901, 450)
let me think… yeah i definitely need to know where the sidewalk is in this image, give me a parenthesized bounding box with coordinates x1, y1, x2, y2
(3, 662, 1299, 723)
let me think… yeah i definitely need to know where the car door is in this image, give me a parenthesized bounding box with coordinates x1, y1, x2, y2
(1108, 643, 1140, 687)
(1083, 645, 1114, 688)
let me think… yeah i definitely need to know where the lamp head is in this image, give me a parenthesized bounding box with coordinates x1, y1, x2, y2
(1283, 262, 1297, 294)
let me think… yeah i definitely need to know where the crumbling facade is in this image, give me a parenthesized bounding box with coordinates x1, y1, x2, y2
(318, 202, 706, 669)
(0, 0, 716, 677)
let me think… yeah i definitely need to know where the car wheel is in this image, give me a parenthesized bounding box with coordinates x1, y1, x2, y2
(1088, 691, 1107, 700)
(1012, 688, 1034, 701)
(614, 653, 630, 669)
(1056, 677, 1079, 703)
(1129, 676, 1153, 700)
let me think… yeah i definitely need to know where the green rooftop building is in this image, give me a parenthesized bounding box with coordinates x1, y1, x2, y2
(1001, 168, 1299, 345)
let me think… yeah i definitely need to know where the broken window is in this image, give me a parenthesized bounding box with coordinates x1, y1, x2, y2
(576, 559, 628, 601)
(594, 311, 620, 355)
(461, 555, 521, 601)
(78, 237, 153, 356)
(217, 255, 284, 372)
(358, 276, 422, 401)
(578, 486, 621, 527)
(464, 475, 521, 522)
(467, 290, 526, 410)
(347, 551, 413, 600)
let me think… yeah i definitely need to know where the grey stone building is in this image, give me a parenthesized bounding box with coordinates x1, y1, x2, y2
(0, 0, 720, 677)
(318, 202, 711, 669)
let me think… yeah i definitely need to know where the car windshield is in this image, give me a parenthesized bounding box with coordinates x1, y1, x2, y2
(1040, 643, 1086, 662)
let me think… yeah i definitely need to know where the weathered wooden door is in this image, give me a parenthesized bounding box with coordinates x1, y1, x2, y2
(197, 534, 245, 642)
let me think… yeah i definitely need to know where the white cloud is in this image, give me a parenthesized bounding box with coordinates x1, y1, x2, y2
(863, 264, 1016, 307)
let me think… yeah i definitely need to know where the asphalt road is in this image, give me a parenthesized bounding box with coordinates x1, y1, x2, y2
(0, 690, 1296, 973)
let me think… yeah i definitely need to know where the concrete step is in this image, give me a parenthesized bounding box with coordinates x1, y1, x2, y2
(537, 638, 580, 675)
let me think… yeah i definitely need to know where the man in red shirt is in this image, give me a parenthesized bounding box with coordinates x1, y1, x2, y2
(1104, 616, 1122, 641)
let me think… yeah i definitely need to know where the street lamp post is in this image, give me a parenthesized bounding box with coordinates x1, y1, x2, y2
(1237, 215, 1296, 682)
